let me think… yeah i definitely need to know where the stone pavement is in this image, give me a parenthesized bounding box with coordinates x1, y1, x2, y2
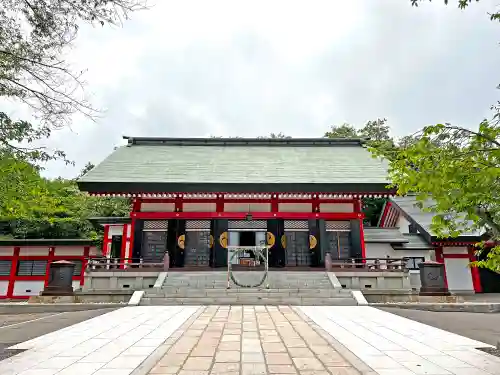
(149, 306, 357, 375)
(1, 305, 500, 375)
(378, 307, 500, 347)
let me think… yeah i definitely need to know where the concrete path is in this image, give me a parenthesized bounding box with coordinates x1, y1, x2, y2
(378, 307, 500, 347)
(301, 306, 500, 375)
(0, 306, 499, 375)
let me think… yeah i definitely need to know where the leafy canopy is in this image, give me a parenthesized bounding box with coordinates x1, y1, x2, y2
(372, 109, 500, 271)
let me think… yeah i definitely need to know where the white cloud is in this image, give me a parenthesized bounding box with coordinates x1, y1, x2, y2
(2, 0, 499, 178)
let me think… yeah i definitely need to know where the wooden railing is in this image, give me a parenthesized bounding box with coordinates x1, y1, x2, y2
(325, 254, 409, 272)
(85, 257, 168, 272)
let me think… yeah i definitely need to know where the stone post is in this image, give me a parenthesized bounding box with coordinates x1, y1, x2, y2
(325, 253, 332, 272)
(41, 260, 75, 296)
(418, 261, 450, 296)
(163, 252, 170, 272)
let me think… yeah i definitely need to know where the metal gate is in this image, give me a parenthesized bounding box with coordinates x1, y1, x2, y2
(324, 232, 351, 259)
(284, 232, 311, 266)
(184, 220, 211, 266)
(142, 231, 167, 263)
(184, 231, 211, 266)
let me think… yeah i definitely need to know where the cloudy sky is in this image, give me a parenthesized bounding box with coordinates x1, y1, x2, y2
(4, 0, 500, 178)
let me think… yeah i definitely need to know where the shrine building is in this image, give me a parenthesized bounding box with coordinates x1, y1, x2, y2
(77, 137, 395, 269)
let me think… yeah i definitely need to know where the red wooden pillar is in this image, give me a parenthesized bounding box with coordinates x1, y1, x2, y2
(354, 199, 366, 261)
(468, 245, 482, 293)
(6, 247, 20, 299)
(81, 246, 90, 286)
(120, 224, 129, 269)
(102, 225, 110, 257)
(44, 247, 55, 287)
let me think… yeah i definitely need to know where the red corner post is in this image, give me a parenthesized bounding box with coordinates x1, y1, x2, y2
(102, 225, 110, 257)
(6, 247, 20, 299)
(354, 199, 366, 262)
(468, 245, 483, 293)
(44, 247, 55, 287)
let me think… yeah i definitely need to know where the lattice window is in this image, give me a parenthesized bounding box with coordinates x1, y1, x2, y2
(284, 220, 309, 231)
(143, 220, 168, 230)
(326, 221, 351, 232)
(0, 260, 11, 276)
(17, 260, 47, 276)
(228, 220, 267, 230)
(186, 220, 211, 231)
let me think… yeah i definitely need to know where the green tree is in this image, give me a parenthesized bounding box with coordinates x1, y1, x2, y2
(324, 123, 358, 138)
(372, 108, 500, 271)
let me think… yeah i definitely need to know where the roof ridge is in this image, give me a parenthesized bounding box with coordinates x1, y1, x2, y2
(123, 137, 369, 147)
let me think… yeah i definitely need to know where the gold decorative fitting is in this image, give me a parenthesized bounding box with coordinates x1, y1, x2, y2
(281, 234, 287, 249)
(309, 235, 317, 249)
(266, 232, 275, 247)
(219, 232, 228, 249)
(209, 235, 214, 248)
(177, 234, 185, 250)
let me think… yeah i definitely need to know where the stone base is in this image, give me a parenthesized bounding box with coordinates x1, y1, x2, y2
(419, 287, 451, 296)
(41, 286, 74, 296)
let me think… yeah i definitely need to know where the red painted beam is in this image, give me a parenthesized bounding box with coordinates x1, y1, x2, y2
(138, 198, 357, 205)
(132, 211, 364, 220)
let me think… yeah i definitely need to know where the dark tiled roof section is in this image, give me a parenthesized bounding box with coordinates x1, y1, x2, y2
(390, 196, 483, 238)
(363, 227, 409, 243)
(78, 137, 390, 187)
(392, 234, 434, 250)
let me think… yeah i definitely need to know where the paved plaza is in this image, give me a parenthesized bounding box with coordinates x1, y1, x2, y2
(0, 306, 499, 375)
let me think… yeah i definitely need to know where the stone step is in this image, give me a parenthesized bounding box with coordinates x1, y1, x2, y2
(147, 291, 348, 298)
(140, 297, 357, 306)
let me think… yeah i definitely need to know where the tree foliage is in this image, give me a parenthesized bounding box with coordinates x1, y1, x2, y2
(372, 107, 500, 271)
(411, 0, 500, 22)
(1, 0, 148, 127)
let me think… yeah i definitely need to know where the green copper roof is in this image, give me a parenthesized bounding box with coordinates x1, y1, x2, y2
(78, 137, 391, 194)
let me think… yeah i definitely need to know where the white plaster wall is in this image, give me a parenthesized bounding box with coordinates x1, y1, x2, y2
(443, 246, 468, 255)
(320, 203, 354, 213)
(444, 258, 474, 293)
(224, 203, 271, 212)
(396, 215, 411, 234)
(72, 280, 82, 291)
(19, 247, 49, 256)
(0, 281, 8, 296)
(108, 225, 124, 237)
(54, 246, 85, 256)
(140, 202, 175, 212)
(278, 203, 312, 212)
(12, 281, 44, 296)
(183, 203, 217, 212)
(0, 247, 14, 256)
(365, 243, 431, 262)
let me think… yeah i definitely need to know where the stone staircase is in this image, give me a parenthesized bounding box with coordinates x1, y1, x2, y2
(140, 271, 358, 306)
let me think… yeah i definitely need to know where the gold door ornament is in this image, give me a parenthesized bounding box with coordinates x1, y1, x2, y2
(177, 234, 185, 250)
(219, 232, 228, 249)
(266, 232, 275, 247)
(209, 235, 214, 248)
(309, 235, 317, 249)
(281, 234, 287, 249)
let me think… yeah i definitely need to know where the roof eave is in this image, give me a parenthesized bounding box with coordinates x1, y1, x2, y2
(77, 181, 396, 195)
